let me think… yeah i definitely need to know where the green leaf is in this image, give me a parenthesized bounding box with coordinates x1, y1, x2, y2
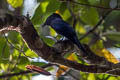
(78, 0, 88, 3)
(9, 76, 18, 80)
(88, 0, 100, 5)
(74, 54, 86, 64)
(31, 62, 47, 67)
(19, 56, 30, 65)
(17, 56, 30, 70)
(62, 9, 71, 21)
(42, 36, 56, 46)
(49, 27, 57, 36)
(103, 32, 120, 42)
(58, 3, 67, 14)
(0, 63, 9, 71)
(100, 0, 110, 7)
(8, 32, 21, 44)
(32, 0, 61, 25)
(0, 38, 10, 63)
(108, 76, 119, 80)
(12, 49, 20, 58)
(79, 7, 99, 26)
(103, 11, 120, 31)
(88, 73, 96, 80)
(24, 49, 38, 58)
(7, 0, 23, 8)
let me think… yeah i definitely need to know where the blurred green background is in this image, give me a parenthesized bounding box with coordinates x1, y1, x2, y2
(0, 0, 120, 80)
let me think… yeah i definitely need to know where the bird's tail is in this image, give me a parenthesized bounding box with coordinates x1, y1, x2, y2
(73, 37, 87, 55)
(77, 42, 87, 54)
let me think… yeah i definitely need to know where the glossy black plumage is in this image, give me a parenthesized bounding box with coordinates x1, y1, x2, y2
(43, 13, 86, 54)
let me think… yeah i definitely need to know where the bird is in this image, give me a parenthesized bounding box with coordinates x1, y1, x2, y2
(42, 13, 87, 54)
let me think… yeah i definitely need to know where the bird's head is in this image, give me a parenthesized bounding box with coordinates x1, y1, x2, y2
(42, 13, 62, 27)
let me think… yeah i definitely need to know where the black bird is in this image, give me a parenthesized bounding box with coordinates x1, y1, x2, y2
(42, 13, 87, 54)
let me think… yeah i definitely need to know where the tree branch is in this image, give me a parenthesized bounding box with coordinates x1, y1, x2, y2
(0, 13, 119, 76)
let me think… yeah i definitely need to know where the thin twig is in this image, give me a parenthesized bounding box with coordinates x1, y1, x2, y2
(4, 33, 20, 51)
(11, 41, 25, 71)
(0, 63, 55, 78)
(59, 0, 120, 10)
(0, 70, 32, 78)
(65, 70, 80, 80)
(66, 1, 77, 29)
(79, 9, 112, 40)
(59, 67, 80, 80)
(3, 33, 35, 59)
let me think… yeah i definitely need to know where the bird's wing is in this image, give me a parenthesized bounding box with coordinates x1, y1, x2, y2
(51, 19, 76, 39)
(51, 19, 87, 54)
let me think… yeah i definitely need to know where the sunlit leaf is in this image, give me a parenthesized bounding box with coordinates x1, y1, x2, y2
(101, 48, 119, 64)
(17, 56, 30, 70)
(62, 9, 71, 21)
(88, 73, 96, 80)
(32, 0, 61, 25)
(42, 36, 56, 46)
(24, 49, 38, 58)
(103, 32, 120, 42)
(108, 76, 120, 80)
(9, 76, 18, 80)
(75, 23, 86, 34)
(0, 63, 9, 71)
(91, 40, 104, 57)
(7, 0, 23, 8)
(50, 27, 57, 36)
(56, 53, 77, 77)
(91, 40, 119, 64)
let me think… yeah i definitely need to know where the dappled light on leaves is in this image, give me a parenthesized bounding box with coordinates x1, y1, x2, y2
(91, 40, 119, 64)
(56, 53, 76, 77)
(7, 0, 23, 8)
(1, 0, 120, 80)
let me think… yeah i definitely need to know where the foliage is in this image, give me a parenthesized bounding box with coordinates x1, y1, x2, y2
(0, 0, 120, 80)
(7, 0, 23, 8)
